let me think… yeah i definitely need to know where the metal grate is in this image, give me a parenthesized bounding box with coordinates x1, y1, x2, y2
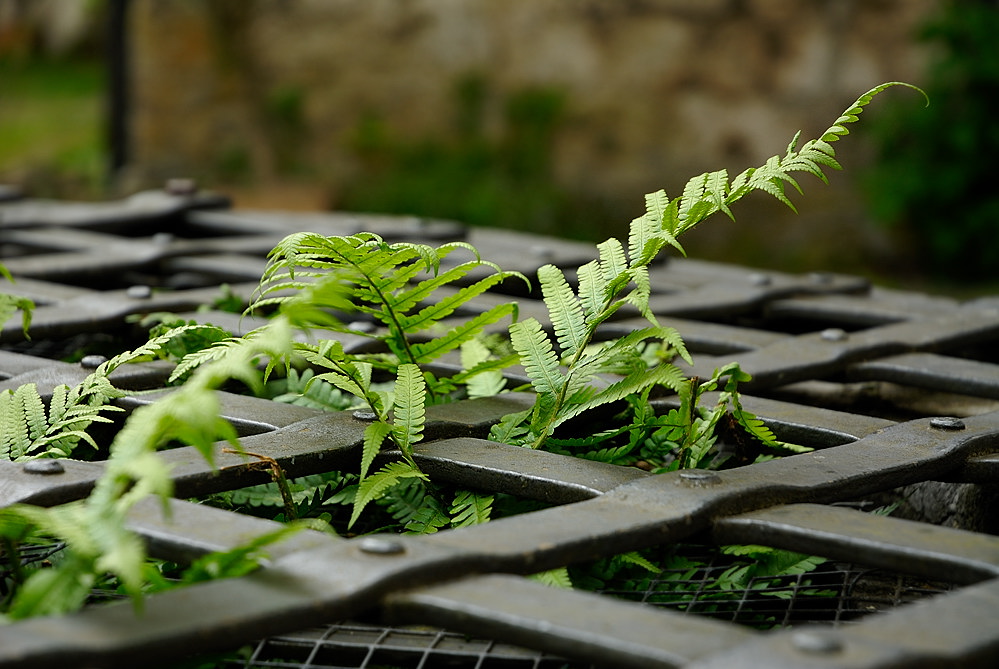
(2, 187, 998, 668)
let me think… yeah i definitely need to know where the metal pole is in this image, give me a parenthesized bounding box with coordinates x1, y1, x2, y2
(107, 0, 130, 185)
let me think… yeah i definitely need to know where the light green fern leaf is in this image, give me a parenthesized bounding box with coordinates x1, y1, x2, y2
(404, 496, 450, 534)
(553, 363, 687, 430)
(529, 567, 573, 588)
(538, 264, 586, 357)
(392, 363, 426, 456)
(350, 461, 427, 528)
(509, 318, 563, 397)
(378, 478, 428, 526)
(360, 421, 392, 481)
(410, 302, 519, 363)
(397, 269, 525, 334)
(449, 489, 493, 528)
(597, 238, 628, 287)
(576, 260, 605, 320)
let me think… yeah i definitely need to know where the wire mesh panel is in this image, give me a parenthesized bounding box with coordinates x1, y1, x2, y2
(1, 188, 998, 668)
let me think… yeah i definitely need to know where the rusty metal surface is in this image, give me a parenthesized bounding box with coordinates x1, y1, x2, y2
(2, 196, 999, 667)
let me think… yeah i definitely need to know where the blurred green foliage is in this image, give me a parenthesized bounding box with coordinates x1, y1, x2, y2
(864, 0, 999, 281)
(340, 76, 615, 242)
(0, 57, 105, 197)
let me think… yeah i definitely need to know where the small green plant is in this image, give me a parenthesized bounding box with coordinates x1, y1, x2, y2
(0, 82, 922, 621)
(492, 81, 924, 457)
(0, 263, 33, 339)
(0, 321, 296, 618)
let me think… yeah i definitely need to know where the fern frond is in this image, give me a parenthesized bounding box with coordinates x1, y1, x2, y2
(396, 268, 526, 334)
(360, 421, 392, 481)
(391, 363, 426, 457)
(350, 461, 427, 528)
(538, 264, 586, 358)
(0, 293, 34, 337)
(377, 478, 428, 526)
(597, 238, 628, 288)
(169, 325, 270, 383)
(488, 408, 532, 445)
(19, 384, 47, 445)
(410, 302, 519, 363)
(509, 318, 563, 397)
(624, 265, 655, 324)
(449, 489, 493, 528)
(529, 567, 573, 588)
(629, 192, 675, 266)
(553, 363, 687, 431)
(404, 496, 449, 534)
(576, 260, 605, 321)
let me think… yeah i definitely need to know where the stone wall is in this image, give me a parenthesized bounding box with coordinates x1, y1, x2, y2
(127, 0, 939, 275)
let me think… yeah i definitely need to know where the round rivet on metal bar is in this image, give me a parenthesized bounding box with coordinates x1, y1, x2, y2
(127, 285, 152, 299)
(679, 470, 721, 485)
(748, 273, 771, 286)
(23, 459, 65, 476)
(820, 328, 848, 342)
(152, 232, 174, 245)
(165, 178, 198, 195)
(791, 630, 843, 654)
(930, 416, 966, 431)
(352, 410, 378, 421)
(809, 272, 834, 285)
(358, 536, 406, 555)
(80, 355, 108, 369)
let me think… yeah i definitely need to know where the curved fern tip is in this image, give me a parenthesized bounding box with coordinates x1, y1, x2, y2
(870, 81, 929, 107)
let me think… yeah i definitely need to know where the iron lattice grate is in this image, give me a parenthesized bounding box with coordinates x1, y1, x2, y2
(1, 188, 998, 669)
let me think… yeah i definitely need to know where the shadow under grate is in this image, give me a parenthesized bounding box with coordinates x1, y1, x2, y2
(220, 546, 953, 669)
(224, 623, 581, 669)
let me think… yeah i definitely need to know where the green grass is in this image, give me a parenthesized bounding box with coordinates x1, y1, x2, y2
(0, 58, 106, 195)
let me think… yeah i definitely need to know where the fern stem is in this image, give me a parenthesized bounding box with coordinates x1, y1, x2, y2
(224, 449, 297, 521)
(529, 289, 626, 450)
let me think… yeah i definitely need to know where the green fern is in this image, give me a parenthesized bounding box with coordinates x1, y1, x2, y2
(449, 489, 493, 528)
(350, 460, 428, 528)
(266, 367, 354, 412)
(663, 81, 928, 248)
(0, 262, 34, 338)
(494, 82, 923, 453)
(0, 317, 297, 618)
(251, 232, 527, 379)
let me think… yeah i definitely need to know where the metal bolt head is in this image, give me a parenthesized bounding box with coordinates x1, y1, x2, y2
(352, 410, 378, 422)
(347, 321, 377, 334)
(165, 178, 198, 196)
(679, 470, 721, 485)
(80, 354, 109, 370)
(809, 272, 834, 285)
(820, 328, 848, 342)
(358, 536, 405, 555)
(791, 630, 843, 654)
(126, 284, 152, 299)
(748, 272, 772, 286)
(930, 416, 966, 431)
(23, 459, 65, 475)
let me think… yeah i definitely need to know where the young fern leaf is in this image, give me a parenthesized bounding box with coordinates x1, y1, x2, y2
(350, 461, 427, 529)
(409, 302, 519, 363)
(449, 490, 493, 528)
(576, 260, 605, 321)
(392, 363, 426, 459)
(538, 264, 586, 357)
(509, 318, 563, 398)
(404, 496, 450, 534)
